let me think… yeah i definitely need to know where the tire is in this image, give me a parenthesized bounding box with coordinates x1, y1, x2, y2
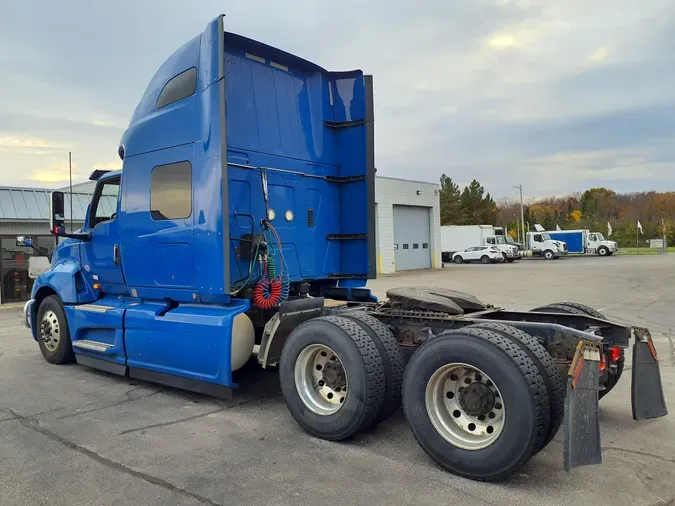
(530, 302, 624, 399)
(502, 253, 507, 262)
(454, 255, 463, 264)
(461, 323, 564, 452)
(340, 311, 405, 425)
(480, 255, 490, 264)
(279, 315, 386, 441)
(36, 295, 75, 365)
(402, 329, 548, 481)
(544, 250, 554, 260)
(598, 246, 608, 256)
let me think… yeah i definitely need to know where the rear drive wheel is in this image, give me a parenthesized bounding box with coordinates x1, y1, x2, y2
(279, 315, 385, 440)
(544, 250, 555, 260)
(454, 255, 464, 264)
(340, 311, 405, 426)
(530, 302, 624, 398)
(480, 255, 490, 264)
(460, 323, 564, 452)
(402, 329, 548, 481)
(36, 295, 75, 365)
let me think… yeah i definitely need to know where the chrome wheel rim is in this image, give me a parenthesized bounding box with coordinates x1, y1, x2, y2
(40, 310, 60, 352)
(294, 344, 348, 415)
(425, 363, 505, 450)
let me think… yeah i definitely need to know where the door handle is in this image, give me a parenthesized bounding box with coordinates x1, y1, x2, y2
(113, 244, 121, 266)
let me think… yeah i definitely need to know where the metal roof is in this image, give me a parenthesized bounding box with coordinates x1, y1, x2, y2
(0, 187, 115, 222)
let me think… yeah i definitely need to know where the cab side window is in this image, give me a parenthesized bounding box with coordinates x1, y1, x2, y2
(90, 179, 120, 228)
(156, 67, 197, 109)
(150, 161, 192, 221)
(533, 234, 542, 242)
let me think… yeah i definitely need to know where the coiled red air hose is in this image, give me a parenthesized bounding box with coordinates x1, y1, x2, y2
(253, 278, 282, 310)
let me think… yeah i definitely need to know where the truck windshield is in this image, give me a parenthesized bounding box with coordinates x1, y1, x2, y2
(542, 233, 551, 241)
(595, 233, 605, 241)
(505, 236, 515, 244)
(493, 236, 506, 244)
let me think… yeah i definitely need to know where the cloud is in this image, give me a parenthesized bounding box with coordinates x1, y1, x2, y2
(0, 0, 674, 199)
(589, 46, 610, 64)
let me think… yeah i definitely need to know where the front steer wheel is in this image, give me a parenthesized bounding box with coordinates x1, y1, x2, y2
(402, 330, 548, 481)
(279, 315, 386, 441)
(36, 295, 75, 365)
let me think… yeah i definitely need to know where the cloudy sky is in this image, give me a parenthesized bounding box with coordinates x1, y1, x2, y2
(1, 0, 674, 199)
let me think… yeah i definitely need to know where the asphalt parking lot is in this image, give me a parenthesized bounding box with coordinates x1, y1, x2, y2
(1, 254, 674, 506)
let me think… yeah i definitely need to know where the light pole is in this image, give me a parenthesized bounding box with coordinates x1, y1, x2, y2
(514, 184, 525, 248)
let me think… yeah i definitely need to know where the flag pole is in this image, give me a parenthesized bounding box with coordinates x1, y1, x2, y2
(636, 220, 639, 254)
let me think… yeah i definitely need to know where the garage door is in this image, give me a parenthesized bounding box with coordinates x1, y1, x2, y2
(393, 205, 431, 271)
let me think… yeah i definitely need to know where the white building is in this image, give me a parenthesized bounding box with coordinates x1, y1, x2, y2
(375, 176, 441, 275)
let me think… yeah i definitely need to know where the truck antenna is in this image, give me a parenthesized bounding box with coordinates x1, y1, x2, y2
(69, 151, 73, 233)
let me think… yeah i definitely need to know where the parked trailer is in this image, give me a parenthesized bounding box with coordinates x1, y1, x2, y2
(548, 229, 618, 256)
(441, 225, 519, 263)
(21, 14, 666, 483)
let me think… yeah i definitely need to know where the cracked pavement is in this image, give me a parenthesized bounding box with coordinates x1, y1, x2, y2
(1, 254, 674, 506)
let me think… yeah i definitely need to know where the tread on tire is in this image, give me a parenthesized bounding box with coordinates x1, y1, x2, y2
(402, 328, 549, 481)
(461, 322, 564, 452)
(279, 315, 386, 441)
(340, 311, 405, 426)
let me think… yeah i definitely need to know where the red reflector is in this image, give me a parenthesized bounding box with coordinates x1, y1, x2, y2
(609, 346, 621, 363)
(599, 361, 606, 372)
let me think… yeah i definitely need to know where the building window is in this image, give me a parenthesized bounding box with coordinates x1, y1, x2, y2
(156, 67, 197, 109)
(150, 161, 192, 221)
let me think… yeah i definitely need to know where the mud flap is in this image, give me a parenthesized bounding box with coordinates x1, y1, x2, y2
(631, 329, 668, 421)
(564, 341, 602, 472)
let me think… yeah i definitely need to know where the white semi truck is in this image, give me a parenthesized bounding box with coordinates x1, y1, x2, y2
(441, 225, 520, 263)
(525, 226, 569, 259)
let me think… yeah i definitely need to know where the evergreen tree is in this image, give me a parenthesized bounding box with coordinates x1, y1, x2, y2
(438, 174, 465, 225)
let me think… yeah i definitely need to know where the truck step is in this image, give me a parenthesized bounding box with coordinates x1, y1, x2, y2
(72, 340, 115, 353)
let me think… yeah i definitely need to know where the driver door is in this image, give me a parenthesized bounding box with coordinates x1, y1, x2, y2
(531, 234, 543, 252)
(80, 176, 126, 287)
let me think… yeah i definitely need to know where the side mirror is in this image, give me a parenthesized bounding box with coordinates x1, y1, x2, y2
(16, 235, 33, 248)
(50, 191, 66, 236)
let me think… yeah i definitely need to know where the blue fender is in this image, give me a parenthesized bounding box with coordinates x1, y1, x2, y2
(30, 258, 99, 339)
(33, 258, 83, 305)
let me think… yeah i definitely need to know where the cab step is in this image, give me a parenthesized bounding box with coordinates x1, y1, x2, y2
(72, 340, 115, 353)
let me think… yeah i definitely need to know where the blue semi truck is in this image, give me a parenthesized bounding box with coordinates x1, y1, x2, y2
(19, 15, 666, 482)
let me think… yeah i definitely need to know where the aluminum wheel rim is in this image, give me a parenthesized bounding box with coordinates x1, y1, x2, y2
(425, 363, 505, 450)
(294, 344, 348, 416)
(40, 310, 60, 352)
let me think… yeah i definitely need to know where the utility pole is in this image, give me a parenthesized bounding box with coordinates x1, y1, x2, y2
(69, 151, 73, 233)
(514, 184, 525, 248)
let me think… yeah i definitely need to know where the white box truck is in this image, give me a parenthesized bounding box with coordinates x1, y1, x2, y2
(441, 225, 520, 263)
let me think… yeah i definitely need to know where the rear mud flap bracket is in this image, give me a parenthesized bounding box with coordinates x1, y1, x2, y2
(631, 328, 668, 421)
(564, 341, 602, 472)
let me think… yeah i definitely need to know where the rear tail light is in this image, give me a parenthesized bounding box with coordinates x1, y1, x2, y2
(609, 346, 621, 363)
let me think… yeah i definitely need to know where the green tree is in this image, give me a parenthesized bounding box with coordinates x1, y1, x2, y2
(460, 179, 497, 225)
(438, 174, 465, 225)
